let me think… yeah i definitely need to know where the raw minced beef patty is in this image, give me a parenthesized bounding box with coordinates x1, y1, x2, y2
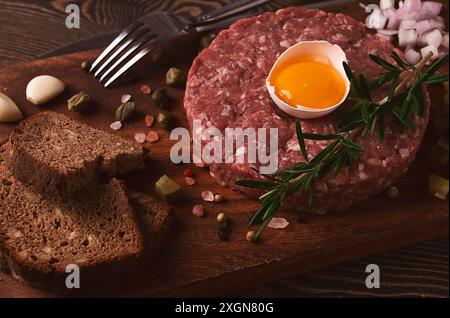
(184, 7, 429, 214)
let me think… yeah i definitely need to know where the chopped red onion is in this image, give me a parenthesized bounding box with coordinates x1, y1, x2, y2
(363, 0, 447, 63)
(397, 0, 422, 19)
(421, 44, 439, 59)
(399, 28, 418, 47)
(416, 20, 433, 35)
(417, 33, 428, 46)
(377, 29, 399, 41)
(366, 9, 388, 29)
(385, 9, 401, 29)
(408, 0, 423, 11)
(428, 17, 445, 30)
(405, 46, 422, 64)
(380, 0, 395, 10)
(424, 29, 443, 47)
(419, 1, 443, 17)
(400, 19, 417, 30)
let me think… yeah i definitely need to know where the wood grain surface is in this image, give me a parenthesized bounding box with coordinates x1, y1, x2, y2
(0, 0, 448, 298)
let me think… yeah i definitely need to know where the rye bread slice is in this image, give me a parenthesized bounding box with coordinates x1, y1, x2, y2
(0, 144, 144, 291)
(128, 192, 172, 256)
(8, 112, 144, 196)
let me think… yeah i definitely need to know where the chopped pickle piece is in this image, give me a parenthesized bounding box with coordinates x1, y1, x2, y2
(428, 174, 449, 200)
(155, 175, 181, 202)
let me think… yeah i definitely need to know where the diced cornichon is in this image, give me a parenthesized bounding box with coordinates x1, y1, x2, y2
(155, 175, 181, 202)
(428, 174, 449, 200)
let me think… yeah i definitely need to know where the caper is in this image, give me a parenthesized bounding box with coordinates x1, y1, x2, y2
(157, 111, 174, 130)
(152, 88, 171, 108)
(166, 67, 186, 87)
(387, 186, 399, 199)
(116, 101, 135, 122)
(68, 91, 91, 113)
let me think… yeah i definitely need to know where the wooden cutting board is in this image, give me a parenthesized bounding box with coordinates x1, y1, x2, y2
(0, 5, 448, 297)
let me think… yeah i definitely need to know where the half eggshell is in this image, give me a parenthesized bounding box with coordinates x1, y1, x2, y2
(266, 41, 351, 119)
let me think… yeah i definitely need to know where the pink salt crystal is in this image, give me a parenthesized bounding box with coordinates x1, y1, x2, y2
(267, 217, 289, 229)
(121, 94, 132, 103)
(134, 133, 146, 144)
(192, 204, 205, 218)
(185, 177, 195, 186)
(201, 191, 215, 202)
(110, 121, 122, 131)
(140, 84, 152, 95)
(146, 131, 159, 143)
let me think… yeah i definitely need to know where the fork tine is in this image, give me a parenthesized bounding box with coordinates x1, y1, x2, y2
(94, 27, 149, 78)
(90, 21, 143, 73)
(99, 34, 157, 83)
(103, 42, 159, 88)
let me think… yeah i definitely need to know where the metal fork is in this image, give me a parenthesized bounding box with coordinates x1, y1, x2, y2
(90, 0, 272, 87)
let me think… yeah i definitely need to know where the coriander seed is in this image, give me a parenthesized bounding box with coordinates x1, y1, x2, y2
(246, 231, 257, 243)
(80, 60, 91, 71)
(217, 212, 227, 223)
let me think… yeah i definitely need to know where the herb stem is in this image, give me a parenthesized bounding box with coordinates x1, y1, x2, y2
(377, 52, 434, 106)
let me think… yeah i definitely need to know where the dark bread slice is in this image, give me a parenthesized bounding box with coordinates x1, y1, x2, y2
(0, 144, 144, 291)
(128, 192, 172, 256)
(8, 112, 144, 196)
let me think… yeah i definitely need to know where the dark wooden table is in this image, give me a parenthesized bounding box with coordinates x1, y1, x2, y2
(0, 0, 448, 298)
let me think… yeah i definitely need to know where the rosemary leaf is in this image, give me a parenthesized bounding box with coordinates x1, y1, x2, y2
(424, 74, 449, 85)
(369, 54, 398, 71)
(359, 74, 372, 101)
(234, 180, 278, 190)
(391, 51, 410, 69)
(303, 133, 340, 140)
(296, 120, 309, 163)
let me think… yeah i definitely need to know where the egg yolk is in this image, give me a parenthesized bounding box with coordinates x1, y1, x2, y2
(270, 54, 347, 109)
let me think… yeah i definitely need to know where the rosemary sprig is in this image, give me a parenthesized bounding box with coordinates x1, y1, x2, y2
(236, 52, 449, 239)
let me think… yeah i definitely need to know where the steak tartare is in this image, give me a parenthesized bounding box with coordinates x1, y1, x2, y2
(184, 7, 429, 214)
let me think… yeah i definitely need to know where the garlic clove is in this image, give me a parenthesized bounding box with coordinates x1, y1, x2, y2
(0, 93, 23, 122)
(26, 75, 65, 106)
